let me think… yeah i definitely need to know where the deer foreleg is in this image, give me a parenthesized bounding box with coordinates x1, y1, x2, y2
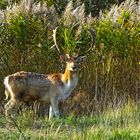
(49, 98, 59, 120)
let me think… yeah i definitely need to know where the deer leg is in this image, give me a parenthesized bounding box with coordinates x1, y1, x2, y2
(49, 105, 54, 120)
(5, 99, 17, 116)
(49, 98, 59, 120)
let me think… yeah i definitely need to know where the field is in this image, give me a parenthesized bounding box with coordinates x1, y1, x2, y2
(0, 102, 139, 140)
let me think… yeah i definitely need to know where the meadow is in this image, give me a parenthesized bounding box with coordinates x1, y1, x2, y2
(0, 102, 140, 140)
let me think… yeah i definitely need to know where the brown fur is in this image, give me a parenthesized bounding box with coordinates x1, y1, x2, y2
(4, 55, 85, 119)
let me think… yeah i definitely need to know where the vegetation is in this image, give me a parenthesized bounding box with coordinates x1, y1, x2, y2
(0, 0, 139, 139)
(0, 0, 127, 15)
(0, 102, 140, 139)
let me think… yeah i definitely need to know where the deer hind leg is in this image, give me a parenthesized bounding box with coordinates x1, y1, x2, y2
(49, 98, 59, 120)
(49, 105, 53, 120)
(5, 98, 17, 116)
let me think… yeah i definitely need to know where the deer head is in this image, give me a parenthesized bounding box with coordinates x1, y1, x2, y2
(52, 27, 96, 72)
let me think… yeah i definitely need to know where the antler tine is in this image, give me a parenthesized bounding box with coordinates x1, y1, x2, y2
(78, 28, 96, 56)
(52, 26, 61, 55)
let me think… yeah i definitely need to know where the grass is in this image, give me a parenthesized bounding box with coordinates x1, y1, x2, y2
(0, 102, 139, 140)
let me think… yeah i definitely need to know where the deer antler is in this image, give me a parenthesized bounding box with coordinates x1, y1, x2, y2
(52, 26, 61, 55)
(78, 28, 96, 56)
(52, 27, 96, 56)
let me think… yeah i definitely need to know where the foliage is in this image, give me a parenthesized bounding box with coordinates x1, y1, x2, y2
(0, 0, 127, 15)
(0, 0, 8, 9)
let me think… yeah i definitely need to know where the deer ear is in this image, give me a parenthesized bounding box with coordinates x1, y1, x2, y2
(60, 54, 70, 62)
(78, 56, 87, 62)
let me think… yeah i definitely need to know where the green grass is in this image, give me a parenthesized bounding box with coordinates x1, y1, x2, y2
(0, 103, 140, 140)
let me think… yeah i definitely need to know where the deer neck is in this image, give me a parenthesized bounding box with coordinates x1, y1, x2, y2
(58, 65, 78, 100)
(61, 65, 77, 84)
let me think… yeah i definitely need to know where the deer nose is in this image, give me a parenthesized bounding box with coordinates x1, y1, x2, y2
(72, 66, 76, 70)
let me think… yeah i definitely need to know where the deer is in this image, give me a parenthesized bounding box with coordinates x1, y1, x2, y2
(3, 27, 96, 119)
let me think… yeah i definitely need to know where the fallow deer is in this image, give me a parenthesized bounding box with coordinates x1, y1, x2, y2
(4, 27, 96, 119)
